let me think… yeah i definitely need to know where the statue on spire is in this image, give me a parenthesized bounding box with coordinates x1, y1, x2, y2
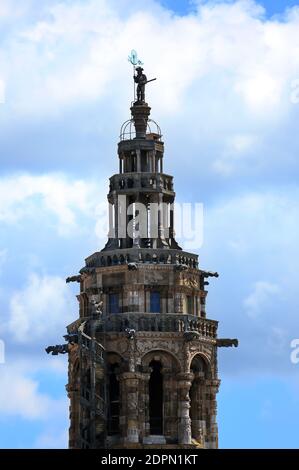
(134, 67, 147, 103)
(128, 50, 156, 104)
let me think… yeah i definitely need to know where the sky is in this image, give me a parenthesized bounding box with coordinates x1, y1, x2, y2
(0, 0, 299, 448)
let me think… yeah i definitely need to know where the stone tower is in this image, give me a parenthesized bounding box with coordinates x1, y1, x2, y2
(46, 66, 238, 449)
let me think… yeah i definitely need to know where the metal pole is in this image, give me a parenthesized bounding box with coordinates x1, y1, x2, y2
(133, 64, 136, 102)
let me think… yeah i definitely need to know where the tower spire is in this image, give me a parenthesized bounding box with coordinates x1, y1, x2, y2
(102, 61, 181, 254)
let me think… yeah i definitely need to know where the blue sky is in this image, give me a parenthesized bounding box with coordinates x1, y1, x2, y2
(161, 0, 299, 17)
(0, 0, 299, 448)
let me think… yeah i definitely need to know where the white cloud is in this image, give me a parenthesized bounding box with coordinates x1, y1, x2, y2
(8, 273, 76, 344)
(0, 363, 67, 420)
(205, 189, 299, 261)
(1, 0, 299, 119)
(0, 0, 25, 20)
(0, 173, 104, 236)
(213, 133, 258, 176)
(203, 188, 299, 375)
(244, 281, 280, 318)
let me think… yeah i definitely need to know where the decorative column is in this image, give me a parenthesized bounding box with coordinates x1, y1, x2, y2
(190, 376, 206, 446)
(205, 379, 220, 449)
(163, 201, 169, 239)
(108, 198, 114, 239)
(158, 193, 165, 241)
(140, 368, 151, 441)
(120, 372, 141, 444)
(67, 345, 80, 448)
(163, 369, 177, 441)
(177, 372, 193, 445)
(151, 150, 155, 173)
(200, 290, 207, 318)
(136, 149, 141, 172)
(167, 287, 174, 313)
(175, 291, 184, 314)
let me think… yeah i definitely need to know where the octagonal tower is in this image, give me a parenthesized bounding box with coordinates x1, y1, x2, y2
(47, 67, 237, 449)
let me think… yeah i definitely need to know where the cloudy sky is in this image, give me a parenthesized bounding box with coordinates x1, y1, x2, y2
(0, 0, 299, 448)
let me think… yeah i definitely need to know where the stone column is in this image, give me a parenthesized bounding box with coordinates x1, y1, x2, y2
(94, 365, 106, 447)
(205, 379, 220, 449)
(190, 376, 206, 446)
(68, 389, 80, 448)
(163, 369, 176, 441)
(177, 372, 193, 445)
(139, 285, 145, 313)
(113, 194, 119, 242)
(120, 372, 141, 444)
(167, 287, 174, 313)
(146, 200, 150, 241)
(200, 290, 207, 318)
(163, 201, 169, 239)
(122, 286, 129, 314)
(136, 149, 141, 172)
(175, 291, 184, 314)
(140, 369, 151, 440)
(108, 199, 114, 239)
(158, 193, 165, 240)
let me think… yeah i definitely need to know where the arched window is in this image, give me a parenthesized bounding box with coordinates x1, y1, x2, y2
(149, 360, 163, 434)
(150, 291, 160, 313)
(109, 293, 119, 314)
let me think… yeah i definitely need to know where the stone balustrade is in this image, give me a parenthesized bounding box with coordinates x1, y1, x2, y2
(109, 172, 174, 193)
(85, 248, 198, 269)
(97, 313, 218, 339)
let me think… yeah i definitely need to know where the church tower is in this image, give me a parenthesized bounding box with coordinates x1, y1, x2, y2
(46, 62, 237, 449)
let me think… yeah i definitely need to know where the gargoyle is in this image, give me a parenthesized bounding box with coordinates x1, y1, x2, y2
(175, 264, 188, 271)
(127, 262, 138, 271)
(66, 275, 81, 283)
(63, 333, 78, 344)
(184, 331, 200, 342)
(125, 327, 136, 340)
(216, 338, 238, 348)
(202, 270, 219, 278)
(45, 344, 69, 355)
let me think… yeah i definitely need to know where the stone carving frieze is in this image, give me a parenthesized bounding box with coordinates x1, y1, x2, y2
(135, 337, 183, 359)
